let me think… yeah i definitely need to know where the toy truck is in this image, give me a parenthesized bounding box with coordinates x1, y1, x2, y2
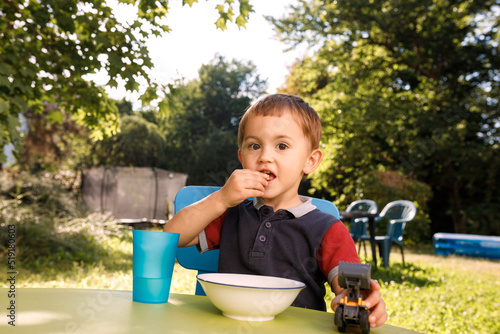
(334, 262, 371, 334)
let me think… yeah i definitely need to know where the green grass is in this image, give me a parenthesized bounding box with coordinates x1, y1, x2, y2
(326, 248, 500, 334)
(1, 231, 499, 334)
(0, 229, 196, 293)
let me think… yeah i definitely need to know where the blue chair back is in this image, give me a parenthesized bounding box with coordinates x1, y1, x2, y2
(378, 200, 417, 242)
(345, 200, 378, 239)
(345, 200, 378, 214)
(174, 186, 339, 295)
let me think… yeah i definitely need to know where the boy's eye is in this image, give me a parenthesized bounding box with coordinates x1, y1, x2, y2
(276, 143, 288, 150)
(248, 143, 261, 150)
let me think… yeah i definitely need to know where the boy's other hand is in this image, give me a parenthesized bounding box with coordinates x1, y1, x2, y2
(363, 279, 387, 327)
(219, 169, 269, 208)
(331, 279, 387, 328)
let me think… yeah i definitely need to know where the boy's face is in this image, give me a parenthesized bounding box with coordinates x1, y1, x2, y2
(238, 111, 323, 209)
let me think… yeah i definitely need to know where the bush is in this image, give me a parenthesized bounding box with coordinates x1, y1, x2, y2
(86, 115, 167, 168)
(355, 170, 433, 245)
(0, 171, 128, 269)
(1, 171, 81, 217)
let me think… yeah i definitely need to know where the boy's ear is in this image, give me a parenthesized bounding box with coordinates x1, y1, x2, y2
(303, 148, 323, 175)
(238, 149, 242, 164)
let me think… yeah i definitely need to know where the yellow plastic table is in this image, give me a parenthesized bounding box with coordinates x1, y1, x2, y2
(0, 288, 420, 333)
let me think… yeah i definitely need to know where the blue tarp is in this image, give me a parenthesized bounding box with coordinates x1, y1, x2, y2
(433, 233, 500, 260)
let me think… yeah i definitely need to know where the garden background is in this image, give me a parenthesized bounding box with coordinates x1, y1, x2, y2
(1, 1, 499, 333)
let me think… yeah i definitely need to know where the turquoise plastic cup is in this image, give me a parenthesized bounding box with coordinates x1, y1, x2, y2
(133, 277, 173, 304)
(132, 230, 180, 303)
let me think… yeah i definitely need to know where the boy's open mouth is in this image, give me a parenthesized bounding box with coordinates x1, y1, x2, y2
(261, 170, 276, 181)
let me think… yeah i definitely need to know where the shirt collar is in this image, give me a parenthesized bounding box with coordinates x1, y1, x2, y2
(252, 196, 317, 218)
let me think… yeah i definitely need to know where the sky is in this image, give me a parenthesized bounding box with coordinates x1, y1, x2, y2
(104, 0, 305, 104)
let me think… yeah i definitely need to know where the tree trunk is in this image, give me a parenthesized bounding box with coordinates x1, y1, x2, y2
(449, 181, 466, 233)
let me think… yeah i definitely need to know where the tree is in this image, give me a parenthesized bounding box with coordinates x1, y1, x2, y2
(19, 103, 87, 172)
(0, 0, 254, 162)
(88, 115, 167, 167)
(271, 0, 500, 235)
(161, 55, 267, 185)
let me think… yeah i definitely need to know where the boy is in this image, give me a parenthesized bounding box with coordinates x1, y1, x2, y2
(164, 94, 387, 327)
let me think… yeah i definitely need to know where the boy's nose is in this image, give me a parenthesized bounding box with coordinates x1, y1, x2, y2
(258, 147, 274, 163)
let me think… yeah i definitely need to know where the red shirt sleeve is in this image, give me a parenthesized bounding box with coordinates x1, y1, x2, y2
(204, 210, 227, 250)
(317, 221, 360, 282)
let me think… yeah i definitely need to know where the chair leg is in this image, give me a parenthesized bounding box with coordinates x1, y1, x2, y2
(195, 281, 206, 296)
(195, 270, 213, 296)
(399, 244, 405, 267)
(362, 240, 367, 261)
(357, 240, 368, 261)
(379, 240, 391, 268)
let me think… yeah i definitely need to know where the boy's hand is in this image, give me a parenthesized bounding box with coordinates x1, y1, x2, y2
(218, 169, 269, 208)
(331, 279, 387, 328)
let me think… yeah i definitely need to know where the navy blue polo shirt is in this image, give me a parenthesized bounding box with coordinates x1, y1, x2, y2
(198, 196, 359, 311)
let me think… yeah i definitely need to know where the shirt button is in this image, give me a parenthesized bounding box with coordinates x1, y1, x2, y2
(265, 222, 272, 228)
(259, 235, 266, 242)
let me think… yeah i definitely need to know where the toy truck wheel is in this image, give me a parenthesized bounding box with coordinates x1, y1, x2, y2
(334, 306, 346, 333)
(359, 308, 370, 334)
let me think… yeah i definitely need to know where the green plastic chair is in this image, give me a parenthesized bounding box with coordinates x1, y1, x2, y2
(361, 200, 417, 267)
(343, 200, 378, 256)
(174, 185, 340, 295)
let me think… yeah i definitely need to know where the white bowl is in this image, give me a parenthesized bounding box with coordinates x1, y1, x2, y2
(197, 273, 305, 321)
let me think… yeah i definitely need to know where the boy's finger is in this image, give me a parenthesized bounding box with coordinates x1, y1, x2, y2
(364, 280, 387, 328)
(250, 180, 267, 191)
(363, 288, 380, 309)
(330, 290, 346, 312)
(241, 169, 270, 183)
(370, 279, 381, 291)
(369, 299, 387, 327)
(231, 170, 268, 188)
(362, 280, 380, 308)
(251, 173, 270, 187)
(245, 173, 268, 187)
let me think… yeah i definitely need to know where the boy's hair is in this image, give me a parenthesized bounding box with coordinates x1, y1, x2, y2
(238, 94, 322, 149)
